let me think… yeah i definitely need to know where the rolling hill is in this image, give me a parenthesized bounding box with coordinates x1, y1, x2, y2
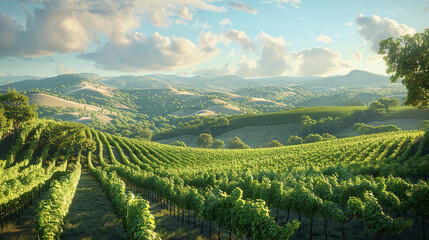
(155, 106, 429, 147)
(0, 70, 413, 141)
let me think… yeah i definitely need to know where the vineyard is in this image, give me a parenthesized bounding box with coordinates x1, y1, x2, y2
(0, 119, 428, 240)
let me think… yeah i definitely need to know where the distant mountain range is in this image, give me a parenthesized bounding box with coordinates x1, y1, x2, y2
(0, 75, 43, 83)
(0, 70, 397, 92)
(111, 70, 395, 91)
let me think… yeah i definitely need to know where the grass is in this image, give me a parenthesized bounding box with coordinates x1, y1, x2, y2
(158, 122, 301, 148)
(155, 106, 429, 145)
(154, 106, 366, 140)
(0, 190, 48, 240)
(382, 106, 429, 119)
(60, 168, 126, 240)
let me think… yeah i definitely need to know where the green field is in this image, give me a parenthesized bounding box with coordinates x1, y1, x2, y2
(155, 106, 429, 147)
(153, 106, 367, 140)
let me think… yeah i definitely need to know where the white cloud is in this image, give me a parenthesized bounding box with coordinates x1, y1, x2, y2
(354, 14, 416, 51)
(224, 29, 256, 51)
(179, 7, 193, 21)
(315, 34, 333, 43)
(295, 47, 352, 76)
(194, 64, 234, 76)
(228, 1, 258, 14)
(194, 21, 210, 29)
(0, 0, 223, 58)
(236, 32, 291, 77)
(0, 69, 4, 77)
(353, 51, 362, 62)
(80, 31, 221, 72)
(56, 62, 74, 75)
(263, 0, 302, 8)
(346, 22, 353, 26)
(219, 18, 232, 26)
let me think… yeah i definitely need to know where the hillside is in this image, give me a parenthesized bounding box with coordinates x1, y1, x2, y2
(158, 122, 301, 147)
(0, 71, 407, 121)
(153, 106, 367, 140)
(26, 92, 115, 124)
(0, 71, 412, 141)
(1, 118, 428, 240)
(155, 106, 429, 146)
(0, 73, 100, 91)
(66, 81, 115, 98)
(0, 75, 42, 83)
(301, 70, 394, 90)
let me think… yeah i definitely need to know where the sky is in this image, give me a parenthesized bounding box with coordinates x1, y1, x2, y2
(0, 0, 427, 78)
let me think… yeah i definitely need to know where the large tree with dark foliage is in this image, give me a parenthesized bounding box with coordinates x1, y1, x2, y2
(379, 28, 429, 106)
(0, 91, 38, 132)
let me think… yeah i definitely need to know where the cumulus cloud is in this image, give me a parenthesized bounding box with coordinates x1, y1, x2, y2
(0, 0, 223, 58)
(228, 1, 257, 14)
(224, 29, 256, 51)
(80, 31, 221, 72)
(354, 14, 416, 51)
(315, 34, 333, 43)
(295, 47, 352, 76)
(56, 62, 74, 75)
(179, 7, 193, 21)
(219, 18, 232, 26)
(236, 32, 291, 77)
(194, 64, 234, 76)
(353, 51, 362, 62)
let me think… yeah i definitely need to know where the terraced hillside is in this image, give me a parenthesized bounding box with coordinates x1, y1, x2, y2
(1, 119, 428, 240)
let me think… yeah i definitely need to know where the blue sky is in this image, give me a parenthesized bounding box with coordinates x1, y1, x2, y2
(0, 0, 427, 78)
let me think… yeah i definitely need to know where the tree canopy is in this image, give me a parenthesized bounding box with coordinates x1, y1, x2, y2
(212, 139, 225, 149)
(0, 91, 38, 132)
(228, 136, 250, 149)
(170, 140, 187, 147)
(369, 97, 400, 114)
(264, 140, 284, 148)
(196, 133, 213, 148)
(378, 28, 429, 106)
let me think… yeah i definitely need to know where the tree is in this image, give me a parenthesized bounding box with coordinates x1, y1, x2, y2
(286, 135, 303, 145)
(377, 97, 400, 111)
(170, 140, 187, 147)
(322, 133, 337, 141)
(264, 140, 284, 148)
(212, 139, 225, 149)
(369, 98, 400, 114)
(228, 136, 250, 149)
(378, 28, 429, 106)
(304, 133, 323, 143)
(196, 133, 213, 148)
(136, 128, 152, 140)
(0, 91, 38, 132)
